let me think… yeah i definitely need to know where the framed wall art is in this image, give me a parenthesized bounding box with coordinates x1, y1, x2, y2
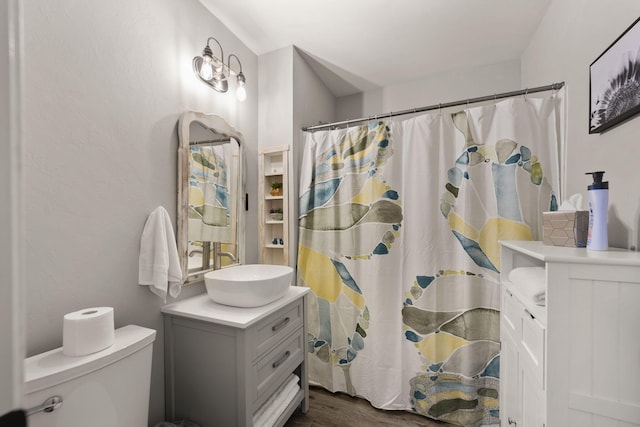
(589, 16, 640, 134)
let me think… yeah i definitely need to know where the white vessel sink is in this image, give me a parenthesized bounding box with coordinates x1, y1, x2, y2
(204, 264, 294, 307)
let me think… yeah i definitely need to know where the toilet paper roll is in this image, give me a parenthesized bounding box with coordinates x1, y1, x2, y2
(63, 307, 115, 357)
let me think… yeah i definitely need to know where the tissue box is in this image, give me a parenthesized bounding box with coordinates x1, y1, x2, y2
(542, 211, 589, 247)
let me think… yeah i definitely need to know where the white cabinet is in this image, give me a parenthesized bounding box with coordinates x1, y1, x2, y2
(500, 284, 546, 427)
(500, 315, 520, 426)
(161, 287, 310, 426)
(259, 146, 292, 266)
(499, 240, 640, 427)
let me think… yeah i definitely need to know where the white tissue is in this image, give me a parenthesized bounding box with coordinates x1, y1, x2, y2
(558, 193, 584, 211)
(63, 307, 115, 357)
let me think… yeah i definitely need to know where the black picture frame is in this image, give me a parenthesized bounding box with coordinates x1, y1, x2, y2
(589, 16, 640, 134)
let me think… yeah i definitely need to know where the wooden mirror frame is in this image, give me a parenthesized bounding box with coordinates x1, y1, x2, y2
(177, 111, 246, 285)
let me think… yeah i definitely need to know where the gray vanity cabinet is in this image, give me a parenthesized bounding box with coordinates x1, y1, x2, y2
(162, 287, 309, 427)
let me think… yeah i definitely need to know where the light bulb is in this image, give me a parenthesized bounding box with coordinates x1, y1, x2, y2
(236, 85, 246, 102)
(236, 72, 246, 101)
(199, 58, 214, 81)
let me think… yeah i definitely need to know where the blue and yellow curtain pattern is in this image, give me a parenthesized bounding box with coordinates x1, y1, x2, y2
(187, 145, 232, 242)
(298, 94, 562, 426)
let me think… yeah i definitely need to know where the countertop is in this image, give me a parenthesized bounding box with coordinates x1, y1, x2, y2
(499, 240, 640, 266)
(161, 286, 310, 328)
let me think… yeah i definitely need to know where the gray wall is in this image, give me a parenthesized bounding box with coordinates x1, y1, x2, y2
(292, 47, 336, 266)
(522, 0, 640, 250)
(336, 59, 522, 120)
(22, 0, 258, 424)
(258, 46, 336, 265)
(258, 47, 294, 148)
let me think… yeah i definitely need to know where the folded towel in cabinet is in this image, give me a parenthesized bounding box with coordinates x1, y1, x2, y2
(508, 267, 546, 306)
(263, 382, 300, 427)
(253, 374, 300, 427)
(138, 206, 182, 303)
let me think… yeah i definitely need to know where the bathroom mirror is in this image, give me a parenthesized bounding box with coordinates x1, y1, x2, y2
(177, 111, 246, 285)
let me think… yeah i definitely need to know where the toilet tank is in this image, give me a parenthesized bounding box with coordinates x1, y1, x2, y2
(24, 325, 156, 427)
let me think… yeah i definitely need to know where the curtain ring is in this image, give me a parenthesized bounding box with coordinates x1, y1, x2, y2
(494, 93, 497, 104)
(438, 103, 442, 115)
(346, 119, 350, 129)
(524, 88, 529, 101)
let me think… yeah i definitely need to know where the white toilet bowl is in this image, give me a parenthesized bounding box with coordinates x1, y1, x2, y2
(24, 325, 156, 427)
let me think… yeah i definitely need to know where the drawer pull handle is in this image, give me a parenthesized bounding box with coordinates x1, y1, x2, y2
(272, 350, 291, 369)
(271, 317, 290, 332)
(508, 417, 517, 426)
(524, 308, 535, 319)
(26, 396, 63, 417)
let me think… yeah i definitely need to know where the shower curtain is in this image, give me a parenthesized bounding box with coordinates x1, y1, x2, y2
(297, 93, 563, 426)
(187, 144, 232, 243)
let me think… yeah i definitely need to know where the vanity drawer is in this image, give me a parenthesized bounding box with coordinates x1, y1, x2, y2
(254, 298, 303, 358)
(520, 307, 545, 388)
(502, 287, 521, 340)
(255, 327, 304, 403)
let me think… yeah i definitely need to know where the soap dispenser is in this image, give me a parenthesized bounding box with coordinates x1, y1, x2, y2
(585, 171, 608, 250)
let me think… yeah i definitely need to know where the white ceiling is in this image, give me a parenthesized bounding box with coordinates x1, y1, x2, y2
(199, 0, 551, 97)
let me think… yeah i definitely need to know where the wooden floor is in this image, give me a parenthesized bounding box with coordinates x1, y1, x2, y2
(285, 386, 456, 427)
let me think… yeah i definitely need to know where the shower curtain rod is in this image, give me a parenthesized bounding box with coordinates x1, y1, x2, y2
(302, 81, 565, 132)
(189, 137, 230, 146)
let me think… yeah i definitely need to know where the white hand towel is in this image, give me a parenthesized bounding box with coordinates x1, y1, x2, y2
(262, 381, 300, 427)
(508, 267, 546, 306)
(138, 206, 182, 303)
(253, 374, 300, 427)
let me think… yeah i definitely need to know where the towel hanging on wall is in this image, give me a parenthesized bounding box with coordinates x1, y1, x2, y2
(138, 206, 182, 303)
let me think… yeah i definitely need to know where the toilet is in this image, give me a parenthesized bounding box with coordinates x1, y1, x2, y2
(24, 325, 156, 427)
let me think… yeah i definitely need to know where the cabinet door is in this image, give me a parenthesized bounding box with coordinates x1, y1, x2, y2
(521, 366, 545, 427)
(500, 327, 520, 427)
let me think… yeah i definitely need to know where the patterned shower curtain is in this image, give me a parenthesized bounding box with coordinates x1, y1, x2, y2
(187, 144, 232, 243)
(297, 93, 563, 426)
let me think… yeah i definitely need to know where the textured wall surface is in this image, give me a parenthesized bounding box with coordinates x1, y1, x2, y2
(21, 0, 258, 424)
(336, 59, 521, 122)
(522, 0, 640, 250)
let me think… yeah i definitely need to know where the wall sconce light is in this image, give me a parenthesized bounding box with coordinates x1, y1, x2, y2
(193, 36, 247, 101)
